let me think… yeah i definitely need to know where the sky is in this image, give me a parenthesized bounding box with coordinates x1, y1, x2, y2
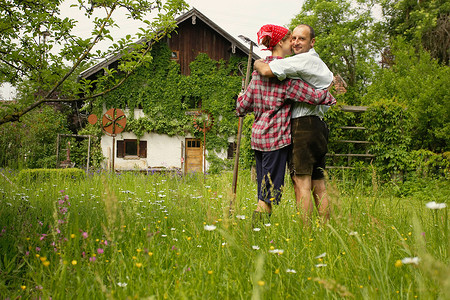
(0, 0, 305, 99)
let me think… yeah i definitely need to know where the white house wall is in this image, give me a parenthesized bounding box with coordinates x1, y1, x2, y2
(101, 132, 184, 171)
(100, 109, 233, 172)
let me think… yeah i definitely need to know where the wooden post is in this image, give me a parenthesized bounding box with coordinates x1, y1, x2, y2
(56, 133, 60, 168)
(111, 136, 115, 172)
(86, 135, 91, 173)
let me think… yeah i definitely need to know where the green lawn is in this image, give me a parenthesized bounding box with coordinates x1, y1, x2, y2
(0, 169, 448, 299)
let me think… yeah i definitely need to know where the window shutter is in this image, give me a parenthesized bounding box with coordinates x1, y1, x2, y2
(139, 141, 147, 158)
(117, 140, 124, 158)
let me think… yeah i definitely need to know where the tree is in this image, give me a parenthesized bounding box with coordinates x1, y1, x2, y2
(363, 38, 450, 152)
(290, 0, 383, 104)
(379, 0, 449, 65)
(0, 0, 188, 126)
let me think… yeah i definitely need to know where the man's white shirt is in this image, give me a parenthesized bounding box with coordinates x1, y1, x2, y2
(269, 48, 333, 119)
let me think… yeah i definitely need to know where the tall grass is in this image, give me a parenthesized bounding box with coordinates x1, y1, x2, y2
(0, 169, 448, 299)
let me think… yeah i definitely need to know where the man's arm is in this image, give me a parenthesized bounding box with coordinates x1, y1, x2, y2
(254, 59, 275, 78)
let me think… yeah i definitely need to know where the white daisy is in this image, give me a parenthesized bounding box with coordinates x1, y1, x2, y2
(204, 225, 216, 231)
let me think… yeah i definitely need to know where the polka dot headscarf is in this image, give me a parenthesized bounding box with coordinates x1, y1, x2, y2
(257, 24, 289, 51)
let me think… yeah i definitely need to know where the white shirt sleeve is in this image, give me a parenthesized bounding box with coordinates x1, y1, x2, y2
(268, 50, 334, 90)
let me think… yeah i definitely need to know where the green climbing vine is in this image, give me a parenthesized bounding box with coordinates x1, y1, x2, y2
(92, 42, 246, 172)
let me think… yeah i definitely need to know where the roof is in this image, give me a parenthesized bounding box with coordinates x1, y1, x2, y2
(79, 7, 260, 79)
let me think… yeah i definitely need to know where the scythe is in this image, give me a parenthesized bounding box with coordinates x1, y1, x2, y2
(230, 35, 257, 214)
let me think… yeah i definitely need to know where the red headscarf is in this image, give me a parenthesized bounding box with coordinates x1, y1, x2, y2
(257, 24, 289, 51)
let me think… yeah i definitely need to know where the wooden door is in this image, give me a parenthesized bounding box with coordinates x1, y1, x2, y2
(185, 138, 203, 173)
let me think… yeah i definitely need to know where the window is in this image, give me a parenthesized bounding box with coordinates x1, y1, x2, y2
(117, 140, 147, 158)
(182, 96, 202, 109)
(170, 50, 179, 61)
(227, 142, 236, 159)
(187, 139, 201, 148)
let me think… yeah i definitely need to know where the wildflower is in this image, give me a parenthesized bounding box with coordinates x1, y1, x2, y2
(40, 234, 47, 241)
(97, 248, 104, 254)
(286, 269, 297, 273)
(43, 261, 50, 267)
(252, 245, 260, 250)
(426, 201, 447, 210)
(148, 252, 153, 256)
(264, 223, 271, 227)
(236, 215, 246, 220)
(268, 249, 284, 255)
(82, 232, 88, 239)
(207, 270, 213, 274)
(315, 264, 327, 268)
(253, 228, 261, 232)
(89, 257, 97, 262)
(257, 280, 265, 286)
(117, 282, 127, 288)
(349, 231, 358, 236)
(204, 225, 216, 231)
(36, 247, 41, 252)
(71, 260, 77, 265)
(401, 257, 420, 265)
(274, 269, 280, 274)
(40, 257, 47, 262)
(135, 263, 143, 268)
(315, 252, 326, 259)
(71, 234, 76, 239)
(21, 285, 26, 290)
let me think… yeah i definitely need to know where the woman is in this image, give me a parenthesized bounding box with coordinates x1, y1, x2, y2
(236, 24, 335, 223)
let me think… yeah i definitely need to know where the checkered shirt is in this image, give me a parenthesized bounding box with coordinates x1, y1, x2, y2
(236, 56, 336, 152)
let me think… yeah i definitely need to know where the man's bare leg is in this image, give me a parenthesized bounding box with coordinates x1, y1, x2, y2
(292, 175, 313, 224)
(312, 179, 330, 221)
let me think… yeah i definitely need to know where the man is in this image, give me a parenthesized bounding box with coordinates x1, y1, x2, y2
(254, 24, 334, 224)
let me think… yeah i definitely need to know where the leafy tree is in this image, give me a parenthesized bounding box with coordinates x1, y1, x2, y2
(0, 0, 188, 126)
(364, 39, 449, 152)
(379, 0, 449, 65)
(0, 104, 70, 168)
(290, 0, 382, 104)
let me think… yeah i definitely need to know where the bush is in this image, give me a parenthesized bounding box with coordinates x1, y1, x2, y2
(17, 168, 85, 183)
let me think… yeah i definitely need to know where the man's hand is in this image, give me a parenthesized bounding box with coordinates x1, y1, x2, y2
(254, 59, 275, 78)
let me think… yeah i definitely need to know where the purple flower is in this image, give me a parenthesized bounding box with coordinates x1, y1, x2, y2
(89, 256, 97, 262)
(40, 234, 47, 241)
(36, 247, 41, 252)
(82, 232, 88, 239)
(97, 248, 104, 254)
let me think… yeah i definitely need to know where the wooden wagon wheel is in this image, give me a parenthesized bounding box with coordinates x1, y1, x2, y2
(193, 110, 214, 132)
(102, 108, 126, 136)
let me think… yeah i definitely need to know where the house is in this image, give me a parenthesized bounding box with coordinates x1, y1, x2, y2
(80, 8, 259, 174)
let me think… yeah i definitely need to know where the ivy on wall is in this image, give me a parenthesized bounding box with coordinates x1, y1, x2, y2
(91, 42, 246, 172)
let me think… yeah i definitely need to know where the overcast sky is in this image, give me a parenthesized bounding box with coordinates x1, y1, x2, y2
(1, 1, 384, 99)
(1, 0, 307, 99)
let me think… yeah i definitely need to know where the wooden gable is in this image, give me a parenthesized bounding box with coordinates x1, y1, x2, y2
(80, 8, 259, 80)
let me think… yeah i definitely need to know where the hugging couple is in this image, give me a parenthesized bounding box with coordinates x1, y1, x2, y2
(236, 23, 335, 226)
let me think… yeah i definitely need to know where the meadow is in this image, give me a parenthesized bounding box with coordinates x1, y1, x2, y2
(0, 169, 448, 299)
